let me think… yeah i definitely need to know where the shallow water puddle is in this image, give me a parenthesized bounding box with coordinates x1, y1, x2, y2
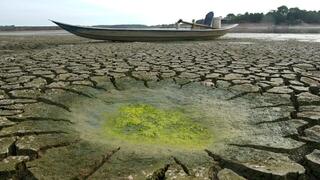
(25, 79, 304, 178)
(66, 80, 255, 154)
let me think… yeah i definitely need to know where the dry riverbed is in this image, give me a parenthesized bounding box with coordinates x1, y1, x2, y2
(0, 35, 320, 179)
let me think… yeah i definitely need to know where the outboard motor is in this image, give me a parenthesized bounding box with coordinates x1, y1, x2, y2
(203, 12, 214, 27)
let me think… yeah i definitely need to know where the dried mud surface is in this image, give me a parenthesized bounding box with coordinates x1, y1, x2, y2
(0, 35, 320, 179)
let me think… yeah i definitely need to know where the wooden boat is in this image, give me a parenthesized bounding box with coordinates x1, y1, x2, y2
(51, 13, 238, 41)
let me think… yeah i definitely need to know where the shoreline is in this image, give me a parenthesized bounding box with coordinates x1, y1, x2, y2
(1, 31, 319, 43)
(231, 23, 320, 33)
(1, 23, 320, 34)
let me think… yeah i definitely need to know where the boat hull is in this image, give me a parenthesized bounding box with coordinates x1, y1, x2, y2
(51, 21, 238, 41)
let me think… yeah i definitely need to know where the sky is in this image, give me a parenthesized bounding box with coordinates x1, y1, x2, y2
(0, 0, 319, 26)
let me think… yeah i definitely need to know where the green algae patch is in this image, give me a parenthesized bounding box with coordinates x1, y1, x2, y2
(103, 104, 211, 148)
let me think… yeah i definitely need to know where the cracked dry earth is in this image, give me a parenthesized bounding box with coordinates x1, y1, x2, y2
(0, 35, 320, 180)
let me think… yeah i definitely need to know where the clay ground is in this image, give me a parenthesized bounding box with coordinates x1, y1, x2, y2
(0, 34, 320, 179)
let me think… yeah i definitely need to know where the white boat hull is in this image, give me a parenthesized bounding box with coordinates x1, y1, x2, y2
(51, 21, 238, 41)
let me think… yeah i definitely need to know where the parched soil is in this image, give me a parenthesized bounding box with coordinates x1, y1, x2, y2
(0, 35, 320, 179)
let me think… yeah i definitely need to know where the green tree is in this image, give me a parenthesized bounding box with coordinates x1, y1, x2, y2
(223, 5, 320, 25)
(287, 8, 303, 24)
(277, 6, 289, 16)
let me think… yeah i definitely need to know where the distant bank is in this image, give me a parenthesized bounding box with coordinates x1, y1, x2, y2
(230, 23, 320, 33)
(1, 23, 320, 33)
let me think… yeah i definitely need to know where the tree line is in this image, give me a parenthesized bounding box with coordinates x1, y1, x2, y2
(225, 6, 320, 25)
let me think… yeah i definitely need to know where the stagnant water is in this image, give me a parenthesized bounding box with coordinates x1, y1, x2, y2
(67, 81, 248, 151)
(224, 33, 320, 42)
(0, 30, 320, 42)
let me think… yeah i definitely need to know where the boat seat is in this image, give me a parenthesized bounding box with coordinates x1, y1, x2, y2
(203, 12, 214, 27)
